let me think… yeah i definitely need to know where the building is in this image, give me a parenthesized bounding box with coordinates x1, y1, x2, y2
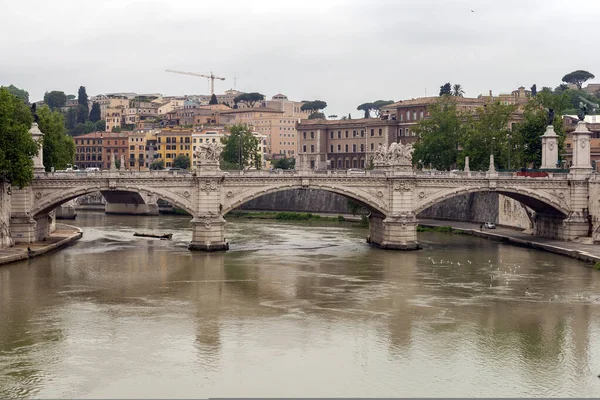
(95, 95, 130, 121)
(105, 106, 126, 132)
(191, 129, 229, 168)
(199, 89, 244, 107)
(562, 115, 600, 169)
(128, 131, 159, 170)
(156, 128, 193, 168)
(296, 118, 401, 170)
(74, 131, 130, 170)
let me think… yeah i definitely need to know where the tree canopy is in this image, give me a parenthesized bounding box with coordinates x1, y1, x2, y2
(89, 102, 101, 122)
(452, 84, 465, 97)
(233, 92, 264, 107)
(0, 87, 38, 187)
(307, 112, 326, 120)
(301, 100, 327, 113)
(44, 91, 67, 110)
(221, 124, 261, 170)
(209, 94, 218, 105)
(561, 70, 595, 90)
(37, 105, 76, 172)
(2, 84, 29, 104)
(77, 86, 88, 108)
(272, 157, 295, 170)
(357, 100, 394, 118)
(439, 83, 452, 96)
(149, 159, 165, 170)
(172, 154, 191, 169)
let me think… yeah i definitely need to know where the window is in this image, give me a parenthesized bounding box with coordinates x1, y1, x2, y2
(338, 131, 341, 139)
(353, 130, 357, 137)
(330, 132, 334, 139)
(330, 145, 334, 153)
(303, 132, 307, 139)
(337, 144, 341, 151)
(352, 144, 356, 152)
(413, 111, 417, 120)
(370, 129, 374, 137)
(310, 131, 315, 139)
(378, 128, 382, 136)
(406, 111, 410, 121)
(360, 144, 364, 152)
(345, 130, 349, 138)
(399, 128, 403, 136)
(406, 129, 410, 136)
(130, 145, 135, 150)
(345, 144, 348, 152)
(420, 111, 424, 119)
(310, 145, 314, 152)
(303, 145, 307, 152)
(360, 130, 364, 137)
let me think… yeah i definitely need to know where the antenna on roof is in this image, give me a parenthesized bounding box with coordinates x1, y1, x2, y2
(233, 75, 237, 90)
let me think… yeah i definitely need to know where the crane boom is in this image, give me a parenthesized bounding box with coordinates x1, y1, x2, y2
(165, 69, 226, 95)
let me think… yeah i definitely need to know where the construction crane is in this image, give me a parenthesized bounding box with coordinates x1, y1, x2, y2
(165, 69, 225, 95)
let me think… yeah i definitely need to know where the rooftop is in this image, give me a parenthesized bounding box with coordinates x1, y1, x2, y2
(382, 96, 484, 110)
(74, 131, 132, 139)
(218, 107, 284, 115)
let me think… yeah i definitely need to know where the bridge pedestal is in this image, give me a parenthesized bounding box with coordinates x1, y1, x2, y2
(534, 212, 590, 240)
(189, 214, 229, 251)
(367, 213, 419, 250)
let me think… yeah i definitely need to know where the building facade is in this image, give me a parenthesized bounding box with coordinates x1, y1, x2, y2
(74, 132, 130, 170)
(156, 128, 193, 168)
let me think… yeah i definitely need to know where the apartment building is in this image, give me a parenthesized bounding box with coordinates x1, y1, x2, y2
(96, 95, 130, 121)
(191, 129, 228, 168)
(128, 131, 159, 170)
(296, 118, 400, 170)
(74, 132, 130, 170)
(156, 128, 194, 168)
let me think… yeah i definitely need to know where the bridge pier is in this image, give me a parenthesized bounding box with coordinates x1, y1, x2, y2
(188, 214, 229, 251)
(534, 212, 590, 240)
(367, 213, 420, 250)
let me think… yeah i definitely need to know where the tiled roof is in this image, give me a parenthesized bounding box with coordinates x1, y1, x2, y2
(218, 107, 284, 114)
(381, 96, 484, 110)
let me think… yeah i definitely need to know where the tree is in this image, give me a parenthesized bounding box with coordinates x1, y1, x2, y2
(221, 124, 260, 170)
(149, 159, 165, 170)
(328, 115, 338, 119)
(562, 70, 595, 90)
(2, 84, 29, 104)
(357, 102, 374, 118)
(0, 87, 38, 187)
(452, 84, 465, 97)
(64, 107, 78, 131)
(89, 102, 101, 122)
(209, 94, 218, 105)
(412, 96, 463, 170)
(530, 84, 537, 97)
(94, 120, 106, 131)
(439, 82, 452, 96)
(37, 105, 75, 172)
(77, 86, 88, 108)
(233, 92, 264, 108)
(372, 100, 394, 117)
(307, 112, 326, 120)
(461, 101, 516, 171)
(76, 104, 88, 124)
(66, 94, 76, 100)
(43, 91, 67, 110)
(301, 100, 327, 114)
(172, 154, 191, 169)
(273, 157, 295, 170)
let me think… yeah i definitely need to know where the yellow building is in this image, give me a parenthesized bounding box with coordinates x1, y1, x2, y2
(156, 128, 193, 168)
(128, 131, 159, 170)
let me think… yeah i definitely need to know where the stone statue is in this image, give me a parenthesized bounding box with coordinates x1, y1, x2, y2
(577, 96, 599, 121)
(374, 142, 414, 165)
(547, 108, 554, 126)
(30, 103, 39, 123)
(195, 141, 223, 162)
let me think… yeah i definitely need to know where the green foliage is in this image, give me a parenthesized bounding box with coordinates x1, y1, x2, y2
(37, 105, 75, 172)
(412, 97, 464, 170)
(0, 88, 38, 187)
(417, 225, 454, 233)
(95, 120, 106, 131)
(593, 262, 600, 271)
(66, 94, 76, 100)
(172, 154, 191, 169)
(209, 94, 218, 105)
(76, 104, 88, 124)
(233, 92, 264, 107)
(439, 82, 452, 96)
(111, 126, 122, 133)
(89, 102, 101, 122)
(308, 112, 326, 120)
(512, 99, 565, 169)
(273, 157, 295, 170)
(562, 70, 595, 90)
(2, 84, 29, 104)
(301, 100, 327, 113)
(328, 115, 338, 119)
(64, 108, 78, 131)
(461, 101, 517, 170)
(357, 100, 394, 118)
(357, 102, 373, 118)
(452, 84, 465, 97)
(77, 86, 88, 108)
(221, 124, 260, 169)
(346, 199, 368, 216)
(150, 159, 165, 170)
(43, 91, 67, 110)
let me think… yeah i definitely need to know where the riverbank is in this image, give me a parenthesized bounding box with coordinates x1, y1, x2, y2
(227, 210, 363, 222)
(419, 219, 600, 265)
(0, 224, 82, 266)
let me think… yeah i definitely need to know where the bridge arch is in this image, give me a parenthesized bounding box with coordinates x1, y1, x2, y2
(221, 184, 388, 217)
(30, 185, 196, 217)
(413, 186, 569, 217)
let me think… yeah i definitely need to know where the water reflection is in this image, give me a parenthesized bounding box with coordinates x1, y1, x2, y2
(0, 213, 599, 397)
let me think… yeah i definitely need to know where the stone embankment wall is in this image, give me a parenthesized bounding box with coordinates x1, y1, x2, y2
(240, 189, 532, 229)
(0, 182, 13, 248)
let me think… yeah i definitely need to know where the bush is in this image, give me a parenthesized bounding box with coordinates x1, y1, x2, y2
(593, 262, 600, 271)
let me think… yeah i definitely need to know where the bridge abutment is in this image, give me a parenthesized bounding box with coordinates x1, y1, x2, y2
(368, 213, 419, 250)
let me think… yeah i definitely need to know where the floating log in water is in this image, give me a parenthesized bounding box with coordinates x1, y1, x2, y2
(133, 232, 173, 240)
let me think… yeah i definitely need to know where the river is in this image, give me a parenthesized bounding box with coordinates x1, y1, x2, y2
(1, 212, 600, 398)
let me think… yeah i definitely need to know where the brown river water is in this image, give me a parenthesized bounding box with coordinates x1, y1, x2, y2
(1, 212, 600, 398)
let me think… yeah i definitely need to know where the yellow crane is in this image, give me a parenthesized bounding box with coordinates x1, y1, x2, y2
(165, 69, 226, 95)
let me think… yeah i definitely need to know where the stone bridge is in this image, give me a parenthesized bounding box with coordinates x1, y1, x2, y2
(8, 166, 600, 251)
(7, 120, 600, 251)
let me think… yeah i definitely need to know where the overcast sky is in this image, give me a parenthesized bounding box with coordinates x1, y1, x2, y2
(2, 0, 599, 117)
